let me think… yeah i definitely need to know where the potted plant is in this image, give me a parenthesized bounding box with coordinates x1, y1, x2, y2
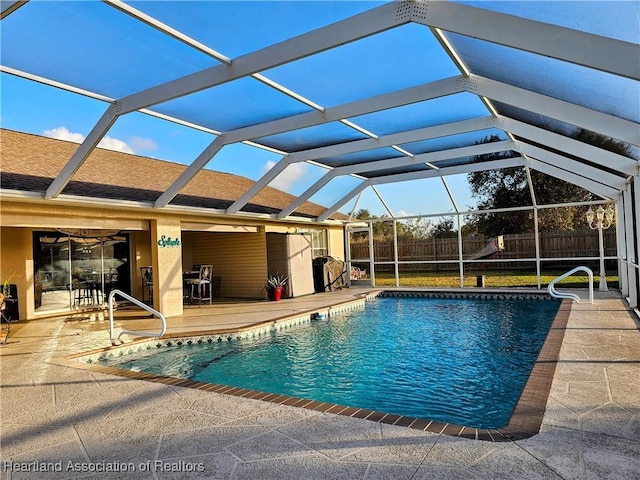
(1, 274, 17, 310)
(264, 274, 289, 301)
(0, 275, 17, 344)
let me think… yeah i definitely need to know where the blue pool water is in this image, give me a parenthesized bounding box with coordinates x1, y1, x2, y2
(106, 297, 560, 429)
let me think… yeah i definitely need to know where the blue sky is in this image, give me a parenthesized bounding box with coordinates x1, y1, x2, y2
(2, 1, 636, 219)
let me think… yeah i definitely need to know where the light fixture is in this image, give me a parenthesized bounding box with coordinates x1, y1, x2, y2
(586, 204, 614, 291)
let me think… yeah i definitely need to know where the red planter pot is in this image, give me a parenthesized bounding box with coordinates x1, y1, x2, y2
(268, 286, 283, 301)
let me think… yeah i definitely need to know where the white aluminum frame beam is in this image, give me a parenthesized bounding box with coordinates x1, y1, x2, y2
(615, 198, 628, 297)
(411, 1, 640, 80)
(2, 65, 113, 102)
(371, 185, 395, 218)
(222, 76, 465, 146)
(104, 0, 232, 65)
(514, 141, 627, 191)
(525, 158, 620, 199)
(228, 116, 495, 215)
(317, 157, 526, 222)
(1, 66, 223, 135)
(163, 76, 466, 209)
(278, 172, 338, 219)
(633, 174, 640, 308)
(44, 106, 120, 199)
(470, 75, 640, 147)
(118, 2, 407, 113)
(279, 141, 515, 218)
(502, 117, 638, 176)
(320, 148, 627, 223)
(287, 116, 496, 164)
(229, 68, 640, 218)
(623, 183, 638, 307)
(333, 140, 514, 175)
(230, 74, 638, 216)
(45, 1, 410, 200)
(367, 157, 526, 187)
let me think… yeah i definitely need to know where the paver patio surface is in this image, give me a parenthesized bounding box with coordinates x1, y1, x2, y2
(1, 288, 638, 479)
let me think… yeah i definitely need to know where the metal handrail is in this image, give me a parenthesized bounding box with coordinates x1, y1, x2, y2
(548, 266, 594, 304)
(108, 289, 166, 344)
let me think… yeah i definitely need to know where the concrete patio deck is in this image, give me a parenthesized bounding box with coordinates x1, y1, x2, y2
(0, 288, 638, 479)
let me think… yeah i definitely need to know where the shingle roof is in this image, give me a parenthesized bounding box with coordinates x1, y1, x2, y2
(0, 129, 344, 220)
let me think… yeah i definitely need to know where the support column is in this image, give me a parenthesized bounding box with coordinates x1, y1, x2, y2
(632, 174, 640, 308)
(457, 214, 464, 288)
(615, 198, 628, 297)
(623, 184, 638, 308)
(151, 218, 184, 317)
(368, 221, 375, 286)
(392, 220, 399, 287)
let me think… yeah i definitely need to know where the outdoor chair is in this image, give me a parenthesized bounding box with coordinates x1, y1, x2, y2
(140, 266, 153, 305)
(350, 266, 367, 280)
(186, 264, 213, 305)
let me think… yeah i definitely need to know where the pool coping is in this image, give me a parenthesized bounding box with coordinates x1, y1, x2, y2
(51, 290, 570, 442)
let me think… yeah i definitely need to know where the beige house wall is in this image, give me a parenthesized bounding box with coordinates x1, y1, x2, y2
(327, 226, 346, 260)
(0, 227, 34, 321)
(151, 218, 183, 317)
(187, 230, 267, 299)
(0, 201, 149, 230)
(0, 199, 346, 319)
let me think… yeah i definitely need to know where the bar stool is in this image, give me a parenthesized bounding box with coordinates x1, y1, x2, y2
(140, 266, 153, 305)
(71, 280, 91, 306)
(186, 265, 212, 305)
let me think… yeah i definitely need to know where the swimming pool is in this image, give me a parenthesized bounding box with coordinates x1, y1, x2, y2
(103, 295, 561, 429)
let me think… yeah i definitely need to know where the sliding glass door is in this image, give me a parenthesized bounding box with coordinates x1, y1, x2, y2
(33, 231, 131, 313)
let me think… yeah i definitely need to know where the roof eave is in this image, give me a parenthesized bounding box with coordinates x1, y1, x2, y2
(0, 189, 345, 226)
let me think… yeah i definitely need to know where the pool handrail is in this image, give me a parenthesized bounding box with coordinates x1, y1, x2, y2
(548, 266, 594, 304)
(108, 289, 166, 344)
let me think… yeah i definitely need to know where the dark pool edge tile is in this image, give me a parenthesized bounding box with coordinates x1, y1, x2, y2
(393, 416, 415, 427)
(307, 401, 335, 412)
(57, 292, 569, 442)
(326, 404, 349, 414)
(365, 411, 387, 422)
(55, 358, 554, 442)
(408, 418, 432, 431)
(352, 408, 375, 419)
(379, 413, 402, 425)
(495, 299, 571, 441)
(425, 421, 447, 434)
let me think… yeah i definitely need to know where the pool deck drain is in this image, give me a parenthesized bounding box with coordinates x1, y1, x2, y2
(1, 288, 638, 479)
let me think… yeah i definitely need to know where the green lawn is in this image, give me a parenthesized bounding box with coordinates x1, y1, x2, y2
(371, 270, 618, 289)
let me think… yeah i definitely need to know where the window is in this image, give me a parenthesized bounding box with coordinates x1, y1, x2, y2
(310, 229, 328, 258)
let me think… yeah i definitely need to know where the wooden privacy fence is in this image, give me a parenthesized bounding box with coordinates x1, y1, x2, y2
(350, 230, 617, 272)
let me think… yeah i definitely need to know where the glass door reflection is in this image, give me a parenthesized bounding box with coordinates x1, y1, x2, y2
(33, 232, 131, 313)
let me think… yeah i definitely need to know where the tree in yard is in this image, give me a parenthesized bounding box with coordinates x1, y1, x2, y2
(401, 217, 432, 240)
(466, 135, 534, 235)
(466, 130, 635, 235)
(429, 217, 457, 239)
(352, 208, 411, 240)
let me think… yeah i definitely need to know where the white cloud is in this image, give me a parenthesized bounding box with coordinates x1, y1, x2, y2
(42, 126, 136, 154)
(97, 136, 134, 154)
(43, 126, 85, 144)
(262, 160, 308, 192)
